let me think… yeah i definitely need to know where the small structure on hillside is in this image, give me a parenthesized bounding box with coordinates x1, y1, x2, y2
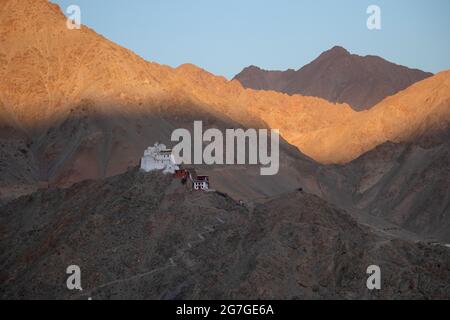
(174, 169, 189, 179)
(140, 143, 179, 174)
(193, 176, 210, 190)
(189, 169, 210, 191)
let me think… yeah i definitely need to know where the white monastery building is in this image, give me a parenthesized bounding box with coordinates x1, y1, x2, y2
(140, 143, 179, 174)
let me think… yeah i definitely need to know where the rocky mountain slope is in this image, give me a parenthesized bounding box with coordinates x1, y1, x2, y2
(234, 46, 433, 110)
(0, 101, 38, 204)
(1, 170, 449, 299)
(315, 128, 450, 242)
(294, 70, 450, 163)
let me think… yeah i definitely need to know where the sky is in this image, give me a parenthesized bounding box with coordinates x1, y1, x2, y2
(52, 0, 450, 79)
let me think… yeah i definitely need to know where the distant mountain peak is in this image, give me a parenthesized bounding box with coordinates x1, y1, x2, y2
(234, 46, 433, 110)
(322, 45, 351, 56)
(246, 65, 263, 71)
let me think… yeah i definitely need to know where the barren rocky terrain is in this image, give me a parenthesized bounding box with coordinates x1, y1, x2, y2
(314, 129, 450, 243)
(1, 170, 449, 300)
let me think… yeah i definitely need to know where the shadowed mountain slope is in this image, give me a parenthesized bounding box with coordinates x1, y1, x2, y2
(315, 128, 450, 242)
(1, 170, 449, 299)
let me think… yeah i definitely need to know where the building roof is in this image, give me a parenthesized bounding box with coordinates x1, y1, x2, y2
(188, 169, 209, 183)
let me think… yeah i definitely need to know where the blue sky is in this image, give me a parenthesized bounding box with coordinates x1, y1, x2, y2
(52, 0, 450, 79)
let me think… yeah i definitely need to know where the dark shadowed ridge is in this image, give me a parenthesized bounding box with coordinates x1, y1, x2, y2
(1, 169, 449, 299)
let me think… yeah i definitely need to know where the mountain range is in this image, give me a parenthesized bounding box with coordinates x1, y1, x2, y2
(1, 0, 449, 197)
(234, 46, 433, 110)
(0, 0, 449, 300)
